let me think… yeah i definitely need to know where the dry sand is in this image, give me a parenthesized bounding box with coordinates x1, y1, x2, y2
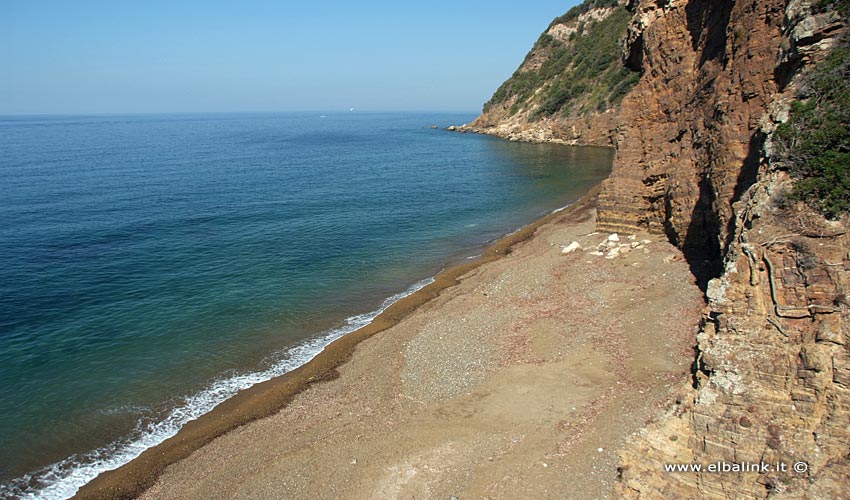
(126, 200, 704, 500)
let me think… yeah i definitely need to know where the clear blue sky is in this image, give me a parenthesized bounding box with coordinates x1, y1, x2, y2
(1, 1, 581, 115)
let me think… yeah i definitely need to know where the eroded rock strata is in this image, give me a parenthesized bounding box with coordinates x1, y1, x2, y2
(613, 2, 849, 498)
(472, 0, 849, 497)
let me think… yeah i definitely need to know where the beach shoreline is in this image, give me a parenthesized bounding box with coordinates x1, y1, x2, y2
(122, 182, 703, 500)
(71, 185, 609, 500)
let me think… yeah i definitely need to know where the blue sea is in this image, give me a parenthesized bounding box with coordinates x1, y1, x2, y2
(0, 112, 612, 499)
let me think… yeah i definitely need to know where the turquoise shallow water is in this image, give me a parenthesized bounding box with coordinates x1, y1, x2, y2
(0, 112, 612, 498)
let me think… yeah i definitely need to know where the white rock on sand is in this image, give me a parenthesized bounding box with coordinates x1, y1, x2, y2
(607, 233, 620, 242)
(561, 241, 582, 254)
(132, 204, 705, 500)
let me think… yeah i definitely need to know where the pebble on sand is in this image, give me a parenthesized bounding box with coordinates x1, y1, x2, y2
(561, 241, 581, 254)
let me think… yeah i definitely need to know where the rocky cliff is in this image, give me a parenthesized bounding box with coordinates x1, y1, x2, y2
(609, 1, 850, 498)
(473, 0, 849, 497)
(462, 0, 639, 146)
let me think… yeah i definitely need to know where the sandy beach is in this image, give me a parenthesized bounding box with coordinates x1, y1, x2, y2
(10, 0, 844, 497)
(75, 189, 704, 500)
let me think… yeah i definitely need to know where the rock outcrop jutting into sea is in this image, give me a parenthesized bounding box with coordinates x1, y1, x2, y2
(471, 0, 849, 497)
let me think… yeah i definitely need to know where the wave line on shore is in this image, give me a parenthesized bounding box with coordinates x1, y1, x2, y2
(0, 276, 435, 500)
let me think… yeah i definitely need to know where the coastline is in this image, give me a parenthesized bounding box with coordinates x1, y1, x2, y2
(2, 112, 617, 500)
(128, 183, 704, 500)
(71, 186, 606, 500)
(446, 115, 617, 148)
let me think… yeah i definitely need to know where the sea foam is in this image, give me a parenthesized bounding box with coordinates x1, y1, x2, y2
(0, 277, 434, 500)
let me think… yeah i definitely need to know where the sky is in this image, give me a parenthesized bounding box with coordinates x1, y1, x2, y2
(1, 1, 582, 115)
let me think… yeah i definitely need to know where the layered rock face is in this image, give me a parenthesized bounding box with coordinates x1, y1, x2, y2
(608, 1, 850, 498)
(618, 172, 850, 499)
(597, 0, 788, 257)
(473, 1, 848, 496)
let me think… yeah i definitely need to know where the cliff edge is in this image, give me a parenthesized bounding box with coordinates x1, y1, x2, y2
(609, 1, 850, 498)
(473, 0, 849, 497)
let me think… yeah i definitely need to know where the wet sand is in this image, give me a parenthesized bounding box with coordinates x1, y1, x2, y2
(75, 188, 705, 499)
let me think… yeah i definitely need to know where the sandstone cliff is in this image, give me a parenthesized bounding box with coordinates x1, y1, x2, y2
(473, 0, 849, 497)
(608, 1, 850, 497)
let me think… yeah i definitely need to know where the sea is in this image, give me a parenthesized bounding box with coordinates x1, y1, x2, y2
(0, 112, 612, 499)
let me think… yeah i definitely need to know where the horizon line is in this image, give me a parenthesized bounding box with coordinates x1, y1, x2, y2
(0, 109, 482, 119)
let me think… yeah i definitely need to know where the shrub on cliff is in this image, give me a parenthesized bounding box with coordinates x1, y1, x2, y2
(774, 43, 850, 219)
(814, 0, 850, 16)
(482, 0, 638, 119)
(530, 7, 636, 120)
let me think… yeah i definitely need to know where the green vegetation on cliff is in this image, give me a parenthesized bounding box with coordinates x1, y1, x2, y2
(814, 0, 850, 16)
(775, 42, 850, 218)
(482, 0, 638, 120)
(552, 0, 621, 24)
